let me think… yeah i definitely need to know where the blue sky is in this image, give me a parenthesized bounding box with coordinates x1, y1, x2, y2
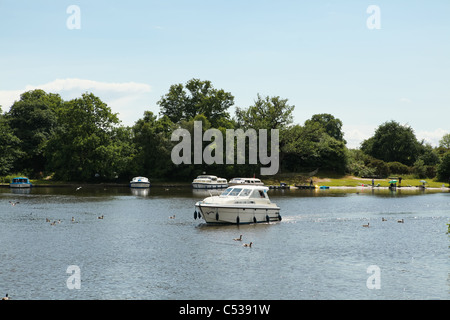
(1, 0, 449, 148)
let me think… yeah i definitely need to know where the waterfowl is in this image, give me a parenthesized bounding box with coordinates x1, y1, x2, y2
(76, 187, 82, 191)
(2, 293, 9, 300)
(397, 219, 404, 223)
(71, 217, 75, 222)
(243, 242, 253, 247)
(98, 215, 104, 219)
(362, 222, 370, 228)
(169, 214, 176, 219)
(46, 218, 51, 223)
(233, 235, 243, 241)
(382, 217, 387, 221)
(9, 201, 19, 206)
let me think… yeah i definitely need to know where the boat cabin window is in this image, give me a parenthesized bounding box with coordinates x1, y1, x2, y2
(228, 188, 242, 196)
(239, 189, 252, 197)
(220, 188, 233, 196)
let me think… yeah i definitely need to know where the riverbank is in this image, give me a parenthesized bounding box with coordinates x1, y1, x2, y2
(1, 172, 449, 190)
(262, 173, 450, 189)
(1, 176, 449, 192)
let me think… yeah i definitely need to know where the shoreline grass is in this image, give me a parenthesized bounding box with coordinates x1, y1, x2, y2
(261, 172, 449, 189)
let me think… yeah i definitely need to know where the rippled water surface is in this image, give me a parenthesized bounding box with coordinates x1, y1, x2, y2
(0, 186, 449, 299)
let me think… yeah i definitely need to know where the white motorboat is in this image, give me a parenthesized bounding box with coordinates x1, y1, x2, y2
(9, 177, 32, 188)
(192, 175, 228, 189)
(129, 176, 151, 188)
(194, 185, 281, 224)
(228, 177, 264, 186)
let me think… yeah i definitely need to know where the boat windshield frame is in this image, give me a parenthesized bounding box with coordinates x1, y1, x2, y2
(220, 187, 267, 198)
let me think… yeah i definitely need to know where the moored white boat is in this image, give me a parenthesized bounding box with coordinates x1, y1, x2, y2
(194, 185, 281, 224)
(192, 175, 228, 189)
(9, 177, 32, 188)
(228, 177, 264, 186)
(129, 176, 151, 188)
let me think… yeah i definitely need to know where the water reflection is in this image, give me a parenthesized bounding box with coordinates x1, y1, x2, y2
(130, 188, 150, 197)
(10, 188, 31, 195)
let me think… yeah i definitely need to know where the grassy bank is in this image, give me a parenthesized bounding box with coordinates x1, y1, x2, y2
(261, 172, 449, 188)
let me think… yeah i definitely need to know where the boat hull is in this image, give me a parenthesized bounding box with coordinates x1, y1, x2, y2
(195, 203, 281, 224)
(9, 183, 32, 188)
(192, 182, 228, 189)
(129, 182, 150, 188)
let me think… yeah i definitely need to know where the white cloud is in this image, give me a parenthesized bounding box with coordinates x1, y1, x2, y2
(399, 97, 412, 103)
(0, 78, 153, 125)
(343, 124, 376, 149)
(417, 128, 449, 147)
(22, 78, 152, 94)
(343, 124, 448, 149)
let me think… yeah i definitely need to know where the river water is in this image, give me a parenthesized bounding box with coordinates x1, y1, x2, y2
(0, 186, 449, 300)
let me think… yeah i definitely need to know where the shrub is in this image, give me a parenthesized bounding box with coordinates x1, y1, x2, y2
(387, 161, 410, 175)
(366, 159, 390, 178)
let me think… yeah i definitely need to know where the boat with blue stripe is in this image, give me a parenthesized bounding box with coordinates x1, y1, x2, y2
(9, 177, 32, 188)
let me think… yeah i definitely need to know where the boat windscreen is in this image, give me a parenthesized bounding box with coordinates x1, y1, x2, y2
(228, 188, 242, 196)
(239, 189, 252, 197)
(220, 188, 233, 196)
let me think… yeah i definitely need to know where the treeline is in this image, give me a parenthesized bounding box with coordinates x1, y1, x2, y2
(1, 78, 449, 182)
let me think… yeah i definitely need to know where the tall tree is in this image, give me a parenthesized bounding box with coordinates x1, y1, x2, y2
(235, 94, 294, 130)
(437, 152, 450, 182)
(281, 120, 347, 173)
(360, 121, 422, 166)
(132, 111, 175, 179)
(6, 89, 62, 175)
(45, 93, 122, 181)
(158, 78, 234, 128)
(304, 113, 346, 143)
(439, 133, 450, 150)
(0, 107, 23, 175)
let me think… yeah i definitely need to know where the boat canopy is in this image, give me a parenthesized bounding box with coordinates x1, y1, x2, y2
(11, 177, 30, 183)
(196, 175, 217, 180)
(230, 177, 262, 184)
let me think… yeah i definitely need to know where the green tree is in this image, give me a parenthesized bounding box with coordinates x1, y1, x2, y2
(45, 93, 122, 181)
(280, 120, 347, 173)
(158, 78, 234, 128)
(132, 111, 175, 179)
(0, 107, 23, 175)
(417, 143, 440, 166)
(361, 121, 422, 166)
(436, 152, 450, 182)
(6, 89, 63, 175)
(304, 113, 346, 143)
(439, 133, 450, 150)
(235, 94, 294, 130)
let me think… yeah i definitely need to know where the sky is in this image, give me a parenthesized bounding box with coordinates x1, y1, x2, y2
(1, 0, 449, 148)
